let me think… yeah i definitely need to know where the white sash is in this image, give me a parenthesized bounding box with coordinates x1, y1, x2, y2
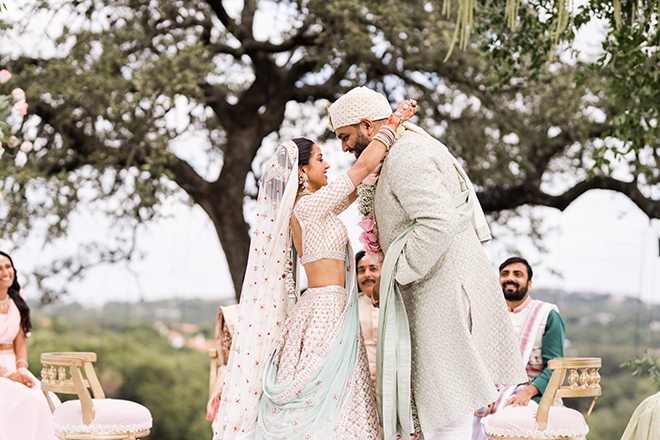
(517, 300, 557, 368)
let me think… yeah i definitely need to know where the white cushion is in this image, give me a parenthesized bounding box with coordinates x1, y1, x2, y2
(486, 404, 589, 439)
(53, 398, 152, 434)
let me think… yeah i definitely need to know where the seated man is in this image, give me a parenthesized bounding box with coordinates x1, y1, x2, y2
(473, 257, 566, 439)
(355, 250, 380, 388)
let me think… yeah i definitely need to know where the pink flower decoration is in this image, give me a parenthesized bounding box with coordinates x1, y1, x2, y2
(19, 141, 33, 153)
(359, 230, 381, 254)
(360, 229, 379, 244)
(12, 100, 28, 116)
(358, 216, 375, 232)
(0, 70, 11, 84)
(11, 88, 25, 102)
(363, 240, 381, 254)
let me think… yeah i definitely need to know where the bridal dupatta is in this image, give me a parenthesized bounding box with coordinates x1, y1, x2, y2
(213, 141, 300, 440)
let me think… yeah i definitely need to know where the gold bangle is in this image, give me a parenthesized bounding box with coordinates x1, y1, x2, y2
(372, 136, 390, 150)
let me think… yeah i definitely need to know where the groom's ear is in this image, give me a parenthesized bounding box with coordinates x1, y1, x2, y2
(360, 118, 377, 136)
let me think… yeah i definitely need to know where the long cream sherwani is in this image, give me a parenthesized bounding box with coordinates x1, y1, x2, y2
(374, 128, 527, 432)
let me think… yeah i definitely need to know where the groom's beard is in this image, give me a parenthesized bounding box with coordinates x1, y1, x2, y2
(352, 131, 371, 158)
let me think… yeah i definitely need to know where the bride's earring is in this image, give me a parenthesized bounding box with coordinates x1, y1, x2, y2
(298, 173, 310, 196)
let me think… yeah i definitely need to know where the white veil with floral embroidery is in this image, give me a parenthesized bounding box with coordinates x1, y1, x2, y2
(213, 140, 299, 440)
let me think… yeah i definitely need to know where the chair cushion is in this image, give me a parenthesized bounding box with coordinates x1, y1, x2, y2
(485, 404, 589, 439)
(53, 398, 152, 434)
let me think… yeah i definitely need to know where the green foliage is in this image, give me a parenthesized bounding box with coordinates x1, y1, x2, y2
(479, 0, 659, 170)
(28, 316, 212, 440)
(622, 350, 660, 387)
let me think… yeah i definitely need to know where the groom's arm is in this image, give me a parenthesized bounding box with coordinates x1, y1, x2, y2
(388, 139, 462, 285)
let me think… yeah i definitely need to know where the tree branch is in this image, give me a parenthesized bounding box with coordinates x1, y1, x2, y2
(205, 0, 241, 38)
(293, 54, 360, 102)
(479, 175, 660, 218)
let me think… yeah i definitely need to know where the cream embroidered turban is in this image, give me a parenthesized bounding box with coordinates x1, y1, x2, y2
(327, 87, 392, 130)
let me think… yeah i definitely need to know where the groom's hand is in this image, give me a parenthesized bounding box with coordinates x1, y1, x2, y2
(371, 275, 380, 308)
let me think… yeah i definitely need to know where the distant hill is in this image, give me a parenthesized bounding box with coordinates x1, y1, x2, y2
(29, 297, 236, 329)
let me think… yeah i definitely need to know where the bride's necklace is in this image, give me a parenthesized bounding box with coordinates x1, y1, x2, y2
(0, 294, 11, 312)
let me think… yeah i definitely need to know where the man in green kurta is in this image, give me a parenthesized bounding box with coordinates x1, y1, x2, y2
(328, 87, 527, 440)
(498, 257, 565, 406)
(473, 257, 566, 440)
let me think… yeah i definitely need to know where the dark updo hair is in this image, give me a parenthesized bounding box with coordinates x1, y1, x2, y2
(0, 251, 32, 335)
(499, 256, 533, 281)
(292, 137, 315, 168)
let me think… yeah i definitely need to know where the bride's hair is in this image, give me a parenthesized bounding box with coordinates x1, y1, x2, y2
(0, 251, 32, 335)
(292, 137, 315, 167)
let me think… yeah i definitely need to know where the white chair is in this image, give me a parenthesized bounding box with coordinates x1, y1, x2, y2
(487, 357, 602, 440)
(41, 352, 152, 440)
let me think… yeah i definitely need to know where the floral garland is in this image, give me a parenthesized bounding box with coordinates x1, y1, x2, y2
(357, 125, 404, 264)
(357, 181, 384, 264)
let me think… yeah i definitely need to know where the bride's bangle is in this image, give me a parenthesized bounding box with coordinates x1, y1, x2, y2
(373, 126, 396, 150)
(18, 367, 29, 376)
(16, 359, 28, 367)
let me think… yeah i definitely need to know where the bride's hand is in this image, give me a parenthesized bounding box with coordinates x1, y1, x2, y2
(9, 371, 34, 387)
(390, 99, 418, 126)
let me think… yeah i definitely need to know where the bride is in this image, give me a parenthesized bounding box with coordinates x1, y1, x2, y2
(212, 99, 417, 439)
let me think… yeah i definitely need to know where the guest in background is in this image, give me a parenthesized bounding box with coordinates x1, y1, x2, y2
(0, 251, 56, 440)
(356, 249, 380, 388)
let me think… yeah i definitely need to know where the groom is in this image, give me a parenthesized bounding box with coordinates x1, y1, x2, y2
(328, 87, 527, 439)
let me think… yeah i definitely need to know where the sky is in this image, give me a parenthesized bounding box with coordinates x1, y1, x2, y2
(2, 0, 659, 307)
(5, 145, 660, 308)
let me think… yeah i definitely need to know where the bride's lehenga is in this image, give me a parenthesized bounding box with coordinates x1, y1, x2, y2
(213, 142, 379, 440)
(257, 173, 380, 439)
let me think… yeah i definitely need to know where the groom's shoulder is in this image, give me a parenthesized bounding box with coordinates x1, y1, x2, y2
(389, 130, 437, 162)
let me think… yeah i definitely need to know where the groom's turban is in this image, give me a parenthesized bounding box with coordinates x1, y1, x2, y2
(327, 87, 392, 130)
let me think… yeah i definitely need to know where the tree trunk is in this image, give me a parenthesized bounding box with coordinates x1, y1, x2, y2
(194, 126, 267, 302)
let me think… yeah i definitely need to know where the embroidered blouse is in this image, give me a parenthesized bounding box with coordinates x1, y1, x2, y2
(294, 173, 355, 265)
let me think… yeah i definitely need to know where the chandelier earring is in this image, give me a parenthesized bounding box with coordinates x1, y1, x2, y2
(298, 173, 310, 196)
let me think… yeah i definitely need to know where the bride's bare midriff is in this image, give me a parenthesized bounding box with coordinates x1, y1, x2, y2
(291, 211, 346, 289)
(303, 259, 346, 289)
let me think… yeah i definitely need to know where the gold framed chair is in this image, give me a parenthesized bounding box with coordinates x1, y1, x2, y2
(41, 352, 152, 440)
(486, 357, 602, 440)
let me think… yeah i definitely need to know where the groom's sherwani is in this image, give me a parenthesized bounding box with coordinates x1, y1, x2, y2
(374, 128, 527, 432)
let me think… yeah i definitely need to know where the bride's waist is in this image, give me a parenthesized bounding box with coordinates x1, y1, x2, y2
(304, 259, 346, 288)
(304, 285, 346, 296)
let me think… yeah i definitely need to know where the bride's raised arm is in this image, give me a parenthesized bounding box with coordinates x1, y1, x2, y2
(346, 99, 417, 187)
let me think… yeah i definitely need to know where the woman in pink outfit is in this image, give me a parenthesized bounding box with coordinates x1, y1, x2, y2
(0, 251, 57, 440)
